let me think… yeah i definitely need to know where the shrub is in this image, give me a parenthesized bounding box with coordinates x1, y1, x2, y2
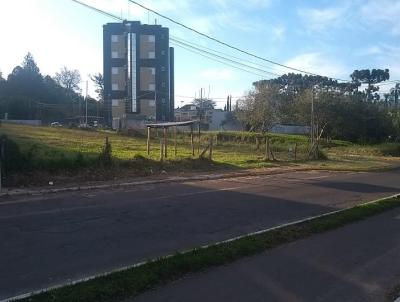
(0, 135, 30, 175)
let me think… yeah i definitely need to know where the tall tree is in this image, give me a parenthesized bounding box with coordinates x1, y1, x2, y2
(54, 66, 81, 93)
(22, 52, 40, 74)
(390, 83, 400, 107)
(90, 73, 104, 102)
(350, 69, 390, 101)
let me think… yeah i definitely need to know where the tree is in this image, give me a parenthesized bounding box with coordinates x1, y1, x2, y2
(54, 66, 81, 93)
(90, 73, 104, 102)
(390, 83, 399, 107)
(192, 98, 215, 110)
(191, 98, 215, 126)
(350, 69, 390, 101)
(22, 52, 40, 74)
(236, 83, 280, 132)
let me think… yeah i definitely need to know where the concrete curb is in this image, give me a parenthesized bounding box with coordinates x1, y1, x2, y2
(3, 193, 399, 302)
(0, 167, 316, 199)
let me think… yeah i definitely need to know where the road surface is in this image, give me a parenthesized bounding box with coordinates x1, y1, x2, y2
(133, 206, 400, 302)
(1, 169, 399, 299)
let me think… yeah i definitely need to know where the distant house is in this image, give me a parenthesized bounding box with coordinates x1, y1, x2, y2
(174, 104, 199, 122)
(174, 106, 242, 131)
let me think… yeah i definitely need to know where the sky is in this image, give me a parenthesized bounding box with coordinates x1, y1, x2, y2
(0, 0, 399, 108)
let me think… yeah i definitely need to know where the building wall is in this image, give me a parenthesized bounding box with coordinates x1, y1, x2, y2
(103, 21, 174, 128)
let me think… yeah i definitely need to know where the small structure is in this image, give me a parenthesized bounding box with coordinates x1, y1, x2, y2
(145, 120, 197, 158)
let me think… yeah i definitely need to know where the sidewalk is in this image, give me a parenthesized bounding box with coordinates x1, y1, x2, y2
(133, 207, 400, 302)
(0, 165, 315, 198)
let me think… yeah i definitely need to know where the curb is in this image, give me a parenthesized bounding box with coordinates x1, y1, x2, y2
(0, 167, 316, 199)
(3, 193, 399, 302)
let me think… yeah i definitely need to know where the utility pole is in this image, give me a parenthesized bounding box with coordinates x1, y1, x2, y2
(311, 87, 314, 145)
(85, 80, 88, 126)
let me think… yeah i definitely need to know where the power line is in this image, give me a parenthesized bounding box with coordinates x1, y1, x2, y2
(70, 0, 280, 79)
(171, 38, 282, 77)
(127, 0, 349, 82)
(71, 0, 121, 21)
(170, 41, 267, 78)
(171, 35, 285, 75)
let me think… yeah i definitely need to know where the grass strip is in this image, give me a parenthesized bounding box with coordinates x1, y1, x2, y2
(18, 195, 400, 302)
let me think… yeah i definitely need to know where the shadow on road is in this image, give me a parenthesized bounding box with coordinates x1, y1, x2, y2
(312, 181, 400, 193)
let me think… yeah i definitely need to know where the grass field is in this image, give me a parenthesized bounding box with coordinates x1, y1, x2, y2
(0, 123, 399, 186)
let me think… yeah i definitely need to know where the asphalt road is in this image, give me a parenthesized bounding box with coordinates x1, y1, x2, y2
(1, 169, 400, 300)
(133, 206, 400, 302)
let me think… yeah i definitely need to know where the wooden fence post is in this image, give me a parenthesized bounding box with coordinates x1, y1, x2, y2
(174, 126, 177, 156)
(146, 126, 151, 155)
(209, 136, 213, 160)
(190, 125, 194, 156)
(294, 142, 298, 161)
(265, 137, 270, 161)
(163, 127, 168, 158)
(160, 139, 164, 162)
(197, 122, 201, 155)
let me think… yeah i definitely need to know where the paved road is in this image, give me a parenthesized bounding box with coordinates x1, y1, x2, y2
(133, 206, 400, 302)
(1, 169, 400, 299)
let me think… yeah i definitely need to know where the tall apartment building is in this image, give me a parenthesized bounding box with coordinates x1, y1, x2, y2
(103, 21, 174, 128)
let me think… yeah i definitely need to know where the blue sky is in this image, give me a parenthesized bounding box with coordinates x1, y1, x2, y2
(0, 0, 399, 108)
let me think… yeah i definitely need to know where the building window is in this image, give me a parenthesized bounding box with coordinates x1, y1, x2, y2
(149, 100, 156, 107)
(140, 67, 156, 91)
(161, 50, 166, 55)
(162, 98, 166, 104)
(161, 66, 166, 72)
(161, 81, 166, 88)
(151, 68, 155, 75)
(111, 35, 119, 43)
(140, 35, 156, 59)
(111, 51, 119, 58)
(112, 83, 119, 90)
(112, 67, 119, 75)
(112, 99, 119, 106)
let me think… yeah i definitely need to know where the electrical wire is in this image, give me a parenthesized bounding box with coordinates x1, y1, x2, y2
(170, 41, 267, 78)
(127, 0, 349, 82)
(171, 38, 282, 77)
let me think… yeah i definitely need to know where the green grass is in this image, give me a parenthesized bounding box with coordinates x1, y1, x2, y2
(0, 123, 399, 187)
(17, 195, 400, 302)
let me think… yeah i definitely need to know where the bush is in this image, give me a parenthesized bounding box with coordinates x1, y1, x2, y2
(0, 135, 30, 174)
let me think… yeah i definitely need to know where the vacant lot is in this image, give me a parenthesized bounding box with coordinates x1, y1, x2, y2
(0, 123, 399, 186)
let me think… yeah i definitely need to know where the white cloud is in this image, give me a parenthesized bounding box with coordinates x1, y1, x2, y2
(271, 25, 286, 41)
(214, 0, 273, 10)
(185, 16, 215, 34)
(285, 52, 347, 79)
(298, 6, 347, 31)
(200, 68, 234, 80)
(357, 46, 383, 56)
(360, 0, 400, 36)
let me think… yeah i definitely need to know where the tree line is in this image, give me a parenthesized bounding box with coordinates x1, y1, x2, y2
(234, 70, 400, 143)
(0, 53, 104, 125)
